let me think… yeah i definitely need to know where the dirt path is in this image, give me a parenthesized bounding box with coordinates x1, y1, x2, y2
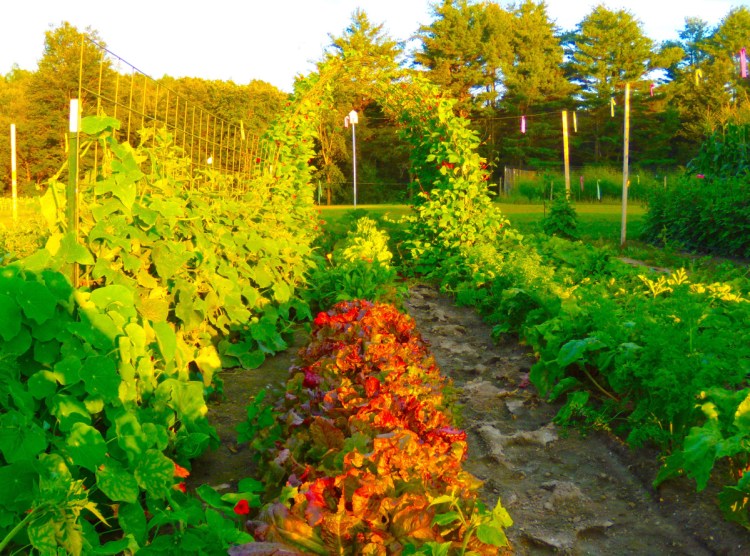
(190, 285, 750, 554)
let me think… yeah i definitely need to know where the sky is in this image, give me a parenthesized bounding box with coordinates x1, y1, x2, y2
(0, 0, 745, 92)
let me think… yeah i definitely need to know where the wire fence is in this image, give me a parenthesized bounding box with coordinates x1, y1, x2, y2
(77, 37, 277, 191)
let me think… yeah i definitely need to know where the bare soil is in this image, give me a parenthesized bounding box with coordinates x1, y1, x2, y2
(189, 285, 750, 555)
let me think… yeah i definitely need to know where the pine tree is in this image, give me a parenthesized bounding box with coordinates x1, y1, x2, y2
(566, 6, 653, 164)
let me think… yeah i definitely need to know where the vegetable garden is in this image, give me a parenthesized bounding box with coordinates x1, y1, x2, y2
(2, 35, 750, 556)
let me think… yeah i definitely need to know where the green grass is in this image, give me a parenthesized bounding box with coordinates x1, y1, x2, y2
(318, 204, 412, 226)
(498, 201, 647, 243)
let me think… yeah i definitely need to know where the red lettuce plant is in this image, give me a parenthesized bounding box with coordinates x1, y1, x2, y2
(238, 300, 512, 555)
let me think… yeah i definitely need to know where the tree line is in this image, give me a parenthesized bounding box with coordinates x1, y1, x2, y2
(1, 2, 749, 203)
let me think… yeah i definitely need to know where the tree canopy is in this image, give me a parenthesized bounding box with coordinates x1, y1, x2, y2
(2, 5, 750, 200)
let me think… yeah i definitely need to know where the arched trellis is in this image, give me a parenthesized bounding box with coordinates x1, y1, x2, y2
(265, 51, 510, 271)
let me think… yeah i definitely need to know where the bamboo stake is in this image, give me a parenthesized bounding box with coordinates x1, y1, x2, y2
(620, 82, 631, 248)
(562, 110, 570, 197)
(10, 124, 17, 222)
(67, 99, 80, 287)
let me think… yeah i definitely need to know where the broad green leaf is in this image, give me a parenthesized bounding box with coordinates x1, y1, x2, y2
(66, 423, 107, 472)
(111, 177, 138, 208)
(681, 423, 723, 491)
(238, 477, 265, 493)
(548, 376, 581, 403)
(58, 232, 96, 265)
(175, 431, 211, 459)
(142, 423, 170, 451)
(96, 459, 139, 504)
(195, 346, 221, 386)
(0, 410, 48, 463)
(42, 269, 73, 300)
(68, 315, 118, 348)
(16, 280, 57, 324)
(81, 115, 121, 134)
(91, 197, 126, 222)
(136, 295, 170, 323)
(734, 392, 750, 432)
(476, 522, 509, 547)
(33, 339, 61, 365)
(53, 355, 82, 386)
(222, 341, 265, 369)
(80, 355, 121, 403)
(197, 484, 226, 509)
(156, 379, 207, 426)
(117, 502, 147, 545)
(0, 462, 37, 511)
(18, 247, 53, 272)
(153, 321, 177, 361)
(30, 316, 65, 342)
(50, 393, 91, 431)
(557, 337, 605, 368)
(0, 326, 31, 357)
(0, 293, 22, 340)
(90, 284, 135, 312)
(28, 370, 59, 399)
(152, 243, 189, 280)
(432, 511, 460, 526)
(27, 516, 58, 554)
(273, 281, 291, 303)
(134, 449, 174, 499)
(114, 411, 148, 460)
(251, 265, 273, 288)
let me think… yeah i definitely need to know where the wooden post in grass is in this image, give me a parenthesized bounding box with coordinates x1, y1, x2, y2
(67, 99, 80, 287)
(562, 110, 571, 197)
(620, 82, 630, 248)
(10, 124, 17, 222)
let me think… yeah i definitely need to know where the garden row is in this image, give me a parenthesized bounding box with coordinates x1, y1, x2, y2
(0, 111, 320, 554)
(232, 300, 511, 555)
(426, 222, 750, 525)
(642, 122, 750, 258)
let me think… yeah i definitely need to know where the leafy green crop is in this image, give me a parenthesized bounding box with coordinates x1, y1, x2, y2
(305, 216, 405, 311)
(0, 109, 321, 552)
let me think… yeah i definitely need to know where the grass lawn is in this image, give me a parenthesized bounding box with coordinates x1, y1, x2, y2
(318, 204, 412, 226)
(317, 201, 647, 245)
(498, 201, 647, 243)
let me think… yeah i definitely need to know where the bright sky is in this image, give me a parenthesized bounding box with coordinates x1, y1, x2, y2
(0, 0, 744, 92)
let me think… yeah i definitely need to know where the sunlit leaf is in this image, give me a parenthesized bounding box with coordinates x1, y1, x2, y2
(134, 449, 174, 499)
(65, 423, 107, 472)
(96, 458, 139, 504)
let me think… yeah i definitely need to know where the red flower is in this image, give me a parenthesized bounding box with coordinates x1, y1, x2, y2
(234, 499, 250, 515)
(173, 463, 190, 478)
(174, 482, 186, 493)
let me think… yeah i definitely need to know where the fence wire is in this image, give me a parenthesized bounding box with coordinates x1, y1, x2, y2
(77, 37, 277, 191)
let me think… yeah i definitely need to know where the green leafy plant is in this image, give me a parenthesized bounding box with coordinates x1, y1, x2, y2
(541, 193, 579, 240)
(305, 216, 406, 310)
(0, 108, 320, 553)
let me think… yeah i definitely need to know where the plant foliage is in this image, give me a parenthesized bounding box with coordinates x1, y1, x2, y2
(238, 300, 513, 555)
